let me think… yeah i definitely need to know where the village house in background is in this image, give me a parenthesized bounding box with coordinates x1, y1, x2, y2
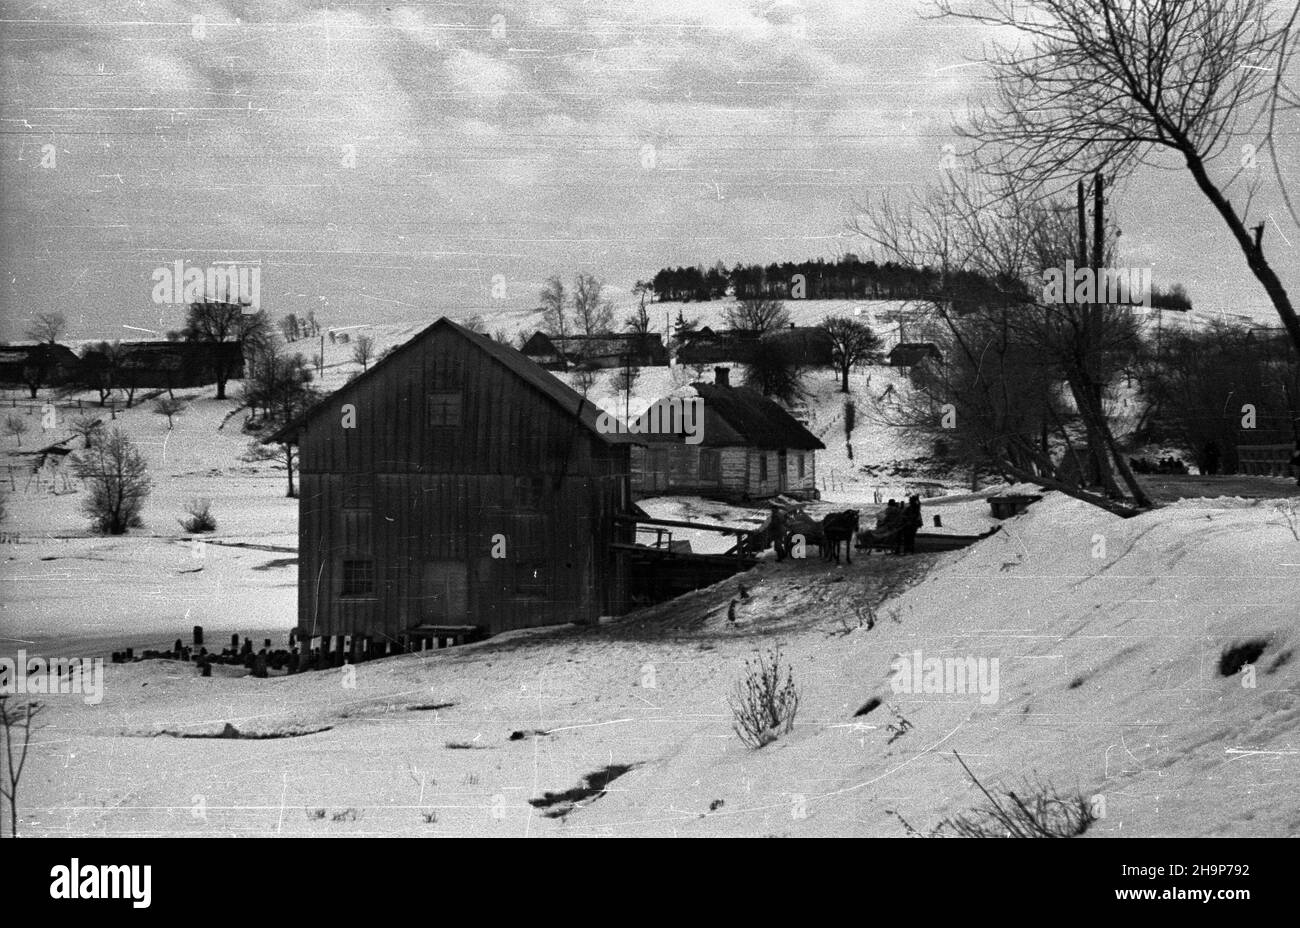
(887, 341, 943, 368)
(521, 331, 669, 370)
(81, 341, 247, 391)
(0, 341, 246, 396)
(676, 325, 835, 368)
(0, 343, 81, 395)
(631, 367, 824, 501)
(271, 318, 640, 651)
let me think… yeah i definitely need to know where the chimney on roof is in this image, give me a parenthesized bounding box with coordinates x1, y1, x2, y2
(715, 366, 730, 387)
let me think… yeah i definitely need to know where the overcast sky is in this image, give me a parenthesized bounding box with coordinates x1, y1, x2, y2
(1, 0, 1297, 341)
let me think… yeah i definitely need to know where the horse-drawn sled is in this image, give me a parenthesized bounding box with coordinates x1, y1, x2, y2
(763, 497, 1001, 563)
(857, 524, 1000, 554)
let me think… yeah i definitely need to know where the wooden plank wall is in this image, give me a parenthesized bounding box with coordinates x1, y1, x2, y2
(297, 325, 631, 639)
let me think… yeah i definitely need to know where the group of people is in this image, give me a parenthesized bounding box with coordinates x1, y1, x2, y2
(870, 495, 924, 554)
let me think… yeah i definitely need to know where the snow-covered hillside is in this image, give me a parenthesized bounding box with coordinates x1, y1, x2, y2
(14, 492, 1300, 837)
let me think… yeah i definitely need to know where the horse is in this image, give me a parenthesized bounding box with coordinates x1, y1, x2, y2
(744, 506, 784, 559)
(781, 510, 824, 559)
(821, 509, 860, 564)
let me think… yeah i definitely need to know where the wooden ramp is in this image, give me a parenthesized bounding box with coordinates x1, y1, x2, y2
(614, 514, 759, 606)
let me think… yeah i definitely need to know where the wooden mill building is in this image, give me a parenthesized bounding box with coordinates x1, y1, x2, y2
(273, 318, 638, 652)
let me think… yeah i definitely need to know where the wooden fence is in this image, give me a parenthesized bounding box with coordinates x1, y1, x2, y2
(1237, 443, 1296, 477)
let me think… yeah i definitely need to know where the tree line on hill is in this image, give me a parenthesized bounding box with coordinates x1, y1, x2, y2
(640, 257, 1193, 311)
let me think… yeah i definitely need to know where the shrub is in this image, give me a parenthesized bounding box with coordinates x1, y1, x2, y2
(4, 414, 29, 446)
(729, 647, 800, 748)
(1218, 639, 1268, 677)
(72, 428, 151, 535)
(179, 498, 216, 533)
(929, 753, 1096, 838)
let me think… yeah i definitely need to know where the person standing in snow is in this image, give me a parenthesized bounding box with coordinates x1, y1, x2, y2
(900, 496, 923, 554)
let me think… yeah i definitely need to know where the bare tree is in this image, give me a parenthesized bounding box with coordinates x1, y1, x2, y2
(3, 415, 28, 447)
(744, 337, 806, 404)
(0, 696, 41, 838)
(182, 298, 271, 399)
(822, 316, 881, 392)
(24, 312, 66, 345)
(625, 300, 652, 338)
(240, 345, 317, 497)
(854, 176, 1150, 512)
(726, 297, 790, 335)
(153, 396, 187, 429)
(937, 0, 1300, 355)
(351, 334, 375, 371)
(243, 439, 302, 498)
(73, 428, 152, 534)
(78, 341, 123, 406)
(70, 415, 103, 449)
(572, 365, 598, 399)
(573, 273, 614, 337)
(612, 355, 640, 421)
(20, 344, 65, 399)
(538, 274, 570, 352)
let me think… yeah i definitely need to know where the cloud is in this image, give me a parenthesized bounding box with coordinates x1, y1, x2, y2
(0, 0, 1291, 338)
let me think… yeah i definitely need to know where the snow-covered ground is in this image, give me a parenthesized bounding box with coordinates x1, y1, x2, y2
(0, 390, 297, 658)
(10, 491, 1299, 837)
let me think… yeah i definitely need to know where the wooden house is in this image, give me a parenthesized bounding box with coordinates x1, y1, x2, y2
(271, 318, 638, 651)
(675, 326, 833, 367)
(888, 342, 943, 368)
(0, 343, 82, 394)
(629, 367, 824, 501)
(521, 331, 668, 370)
(77, 341, 246, 391)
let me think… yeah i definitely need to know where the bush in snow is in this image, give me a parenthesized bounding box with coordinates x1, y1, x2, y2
(729, 647, 800, 748)
(73, 428, 151, 535)
(916, 753, 1096, 838)
(4, 414, 29, 447)
(179, 498, 216, 534)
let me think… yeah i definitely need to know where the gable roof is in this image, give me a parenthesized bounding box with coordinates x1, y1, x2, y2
(0, 343, 80, 365)
(269, 317, 639, 446)
(888, 342, 942, 366)
(520, 331, 557, 354)
(689, 383, 824, 451)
